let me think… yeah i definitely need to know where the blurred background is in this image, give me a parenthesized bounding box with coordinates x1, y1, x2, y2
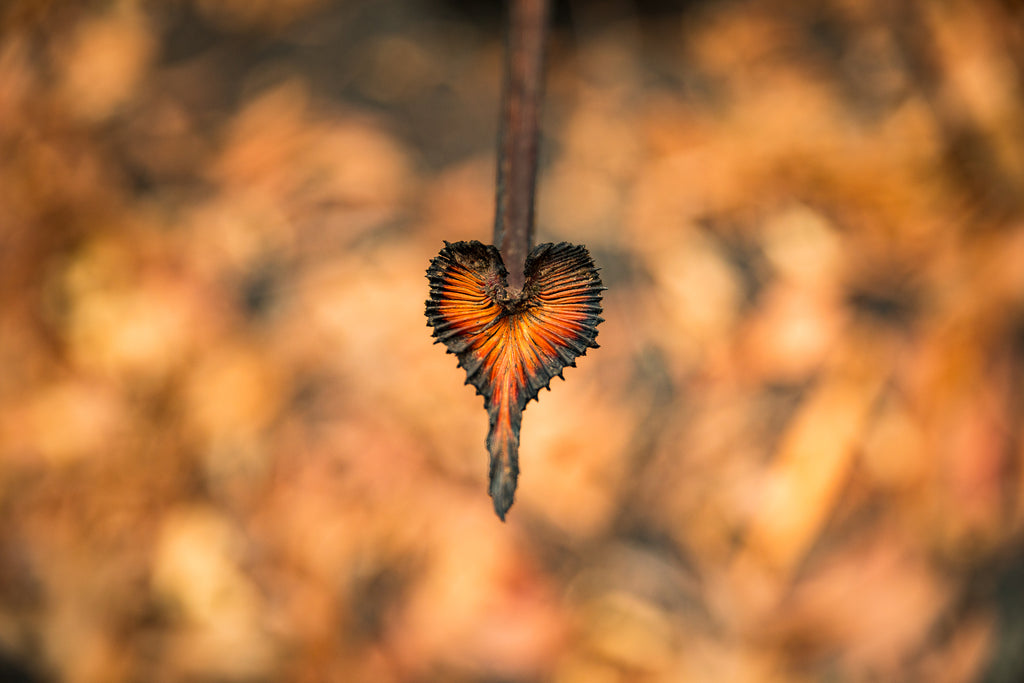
(2, 0, 1024, 681)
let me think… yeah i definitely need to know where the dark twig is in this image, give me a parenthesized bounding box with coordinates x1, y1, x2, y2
(494, 0, 550, 292)
(426, 0, 601, 521)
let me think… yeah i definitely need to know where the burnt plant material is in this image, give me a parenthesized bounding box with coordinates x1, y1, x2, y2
(426, 241, 603, 520)
(425, 0, 603, 519)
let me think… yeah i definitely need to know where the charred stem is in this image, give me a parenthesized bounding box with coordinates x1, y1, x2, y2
(494, 0, 549, 292)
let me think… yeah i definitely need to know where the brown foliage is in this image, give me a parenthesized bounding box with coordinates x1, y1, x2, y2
(1, 0, 1023, 681)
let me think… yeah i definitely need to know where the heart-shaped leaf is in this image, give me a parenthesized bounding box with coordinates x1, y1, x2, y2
(425, 240, 604, 519)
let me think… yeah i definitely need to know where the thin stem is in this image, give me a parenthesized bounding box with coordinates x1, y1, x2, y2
(494, 0, 549, 292)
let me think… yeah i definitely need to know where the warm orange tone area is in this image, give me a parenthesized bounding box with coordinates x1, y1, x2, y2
(426, 241, 603, 517)
(4, 0, 1024, 680)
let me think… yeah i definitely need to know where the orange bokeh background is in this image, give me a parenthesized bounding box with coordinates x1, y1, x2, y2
(2, 1, 1024, 681)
